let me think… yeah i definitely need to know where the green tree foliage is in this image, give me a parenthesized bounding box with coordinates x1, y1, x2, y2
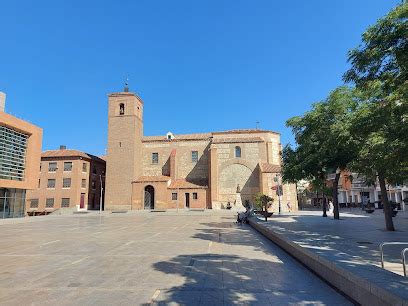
(344, 2, 408, 231)
(283, 87, 358, 220)
(254, 193, 274, 221)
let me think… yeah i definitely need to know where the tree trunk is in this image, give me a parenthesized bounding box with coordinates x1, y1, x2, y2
(322, 194, 327, 217)
(333, 172, 340, 220)
(378, 173, 395, 231)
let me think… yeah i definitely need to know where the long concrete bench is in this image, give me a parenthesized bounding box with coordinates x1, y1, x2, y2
(248, 217, 408, 306)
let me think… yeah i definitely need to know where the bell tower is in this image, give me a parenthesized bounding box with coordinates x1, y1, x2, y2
(105, 85, 143, 210)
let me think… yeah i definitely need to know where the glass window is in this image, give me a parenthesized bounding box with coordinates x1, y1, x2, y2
(235, 146, 241, 158)
(81, 179, 86, 188)
(48, 162, 57, 172)
(152, 153, 159, 164)
(82, 162, 87, 172)
(47, 179, 56, 188)
(192, 151, 198, 163)
(193, 193, 198, 200)
(64, 162, 72, 171)
(46, 198, 54, 208)
(62, 178, 71, 188)
(30, 199, 39, 208)
(172, 193, 177, 200)
(0, 126, 28, 181)
(61, 198, 70, 208)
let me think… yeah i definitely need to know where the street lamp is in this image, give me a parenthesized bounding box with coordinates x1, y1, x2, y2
(274, 174, 282, 215)
(99, 174, 105, 214)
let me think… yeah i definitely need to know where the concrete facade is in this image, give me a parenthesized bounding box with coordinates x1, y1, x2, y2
(0, 97, 43, 218)
(105, 90, 298, 212)
(26, 147, 106, 214)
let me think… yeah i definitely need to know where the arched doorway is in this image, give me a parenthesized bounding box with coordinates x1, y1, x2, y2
(144, 185, 155, 210)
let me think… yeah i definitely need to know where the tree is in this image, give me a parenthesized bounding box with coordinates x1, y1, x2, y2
(254, 193, 274, 221)
(344, 2, 408, 231)
(283, 87, 358, 220)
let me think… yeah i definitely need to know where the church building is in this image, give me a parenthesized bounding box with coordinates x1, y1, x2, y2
(105, 88, 298, 212)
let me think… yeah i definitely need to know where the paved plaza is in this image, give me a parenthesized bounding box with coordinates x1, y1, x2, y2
(250, 209, 408, 304)
(257, 209, 408, 275)
(0, 211, 352, 305)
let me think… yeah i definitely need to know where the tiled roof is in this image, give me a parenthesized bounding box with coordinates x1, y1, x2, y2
(142, 129, 279, 143)
(212, 129, 280, 135)
(168, 179, 208, 189)
(42, 150, 92, 160)
(259, 163, 281, 173)
(133, 175, 170, 183)
(142, 133, 211, 142)
(212, 137, 264, 144)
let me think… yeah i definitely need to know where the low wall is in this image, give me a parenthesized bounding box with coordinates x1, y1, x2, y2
(248, 217, 408, 306)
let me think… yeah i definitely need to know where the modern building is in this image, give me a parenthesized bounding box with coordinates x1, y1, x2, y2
(105, 88, 298, 212)
(303, 172, 408, 211)
(26, 146, 106, 215)
(0, 92, 43, 218)
(334, 172, 407, 210)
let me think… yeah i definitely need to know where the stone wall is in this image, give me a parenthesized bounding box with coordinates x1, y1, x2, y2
(142, 141, 210, 185)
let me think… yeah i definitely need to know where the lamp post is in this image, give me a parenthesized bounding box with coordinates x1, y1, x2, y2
(99, 174, 104, 214)
(274, 174, 282, 215)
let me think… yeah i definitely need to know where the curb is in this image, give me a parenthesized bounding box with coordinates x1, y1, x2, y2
(248, 217, 408, 306)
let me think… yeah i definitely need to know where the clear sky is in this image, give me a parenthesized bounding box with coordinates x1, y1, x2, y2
(0, 0, 401, 156)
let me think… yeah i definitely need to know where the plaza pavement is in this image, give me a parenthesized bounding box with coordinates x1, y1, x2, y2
(249, 209, 408, 304)
(0, 211, 352, 305)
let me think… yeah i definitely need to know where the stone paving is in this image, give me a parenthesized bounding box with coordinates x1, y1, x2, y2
(258, 209, 408, 275)
(0, 211, 352, 305)
(251, 209, 408, 304)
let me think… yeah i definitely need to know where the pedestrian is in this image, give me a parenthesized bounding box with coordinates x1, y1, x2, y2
(328, 200, 334, 214)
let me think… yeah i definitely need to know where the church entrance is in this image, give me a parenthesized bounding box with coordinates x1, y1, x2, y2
(144, 185, 155, 210)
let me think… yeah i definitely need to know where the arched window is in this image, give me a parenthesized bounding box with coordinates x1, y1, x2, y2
(235, 146, 241, 158)
(119, 103, 125, 115)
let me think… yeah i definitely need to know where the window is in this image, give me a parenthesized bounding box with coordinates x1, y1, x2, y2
(30, 199, 39, 208)
(91, 181, 96, 190)
(38, 179, 41, 188)
(47, 179, 56, 188)
(46, 198, 54, 208)
(81, 179, 86, 188)
(119, 103, 125, 115)
(93, 166, 97, 174)
(0, 126, 28, 181)
(235, 146, 241, 158)
(48, 162, 57, 172)
(62, 178, 71, 188)
(152, 153, 159, 164)
(192, 151, 198, 163)
(82, 162, 87, 172)
(193, 193, 198, 200)
(172, 193, 178, 200)
(64, 162, 72, 171)
(61, 198, 70, 208)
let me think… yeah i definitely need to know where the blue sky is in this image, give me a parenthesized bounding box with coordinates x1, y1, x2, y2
(0, 0, 401, 156)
